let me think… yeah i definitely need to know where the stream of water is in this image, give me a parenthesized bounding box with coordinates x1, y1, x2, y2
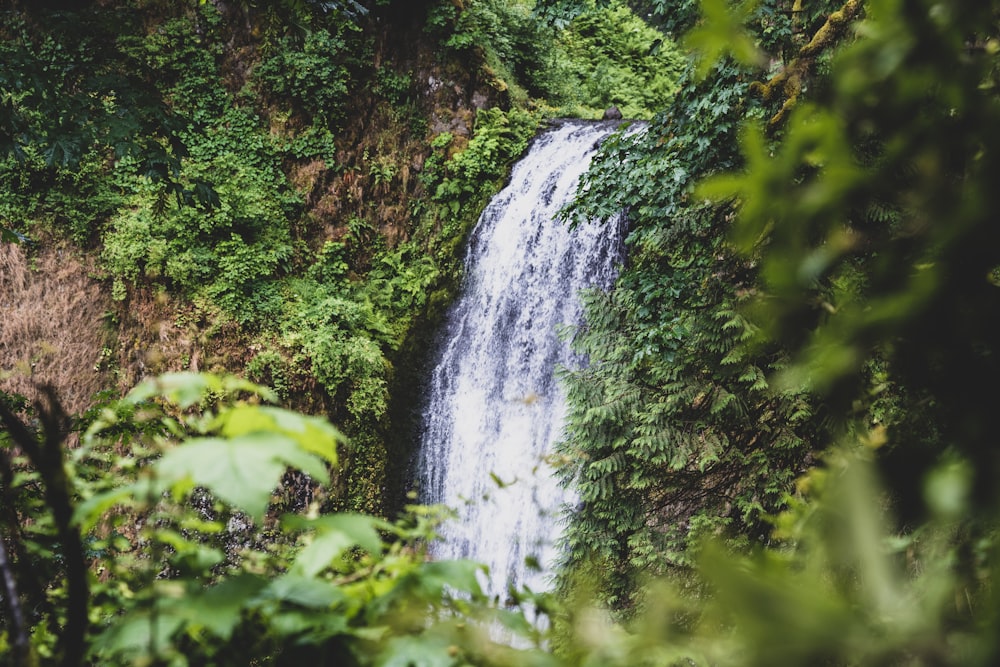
(417, 119, 627, 599)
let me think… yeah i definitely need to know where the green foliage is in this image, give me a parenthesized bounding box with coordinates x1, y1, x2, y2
(7, 0, 1000, 664)
(554, 2, 685, 119)
(5, 3, 1000, 663)
(554, 59, 816, 606)
(246, 349, 293, 400)
(0, 8, 188, 243)
(0, 4, 308, 323)
(101, 120, 298, 321)
(0, 373, 559, 666)
(283, 280, 389, 420)
(254, 24, 358, 127)
(433, 108, 538, 205)
(549, 445, 1000, 667)
(398, 106, 545, 332)
(0, 9, 166, 168)
(699, 0, 1000, 513)
(194, 0, 367, 20)
(0, 149, 126, 245)
(535, 0, 698, 43)
(430, 0, 684, 118)
(419, 107, 540, 268)
(684, 0, 764, 76)
(82, 373, 341, 523)
(0, 0, 450, 521)
(96, 8, 313, 322)
(0, 2, 371, 327)
(373, 65, 414, 107)
(432, 0, 554, 102)
(281, 241, 440, 427)
(556, 0, 1000, 664)
(371, 65, 427, 135)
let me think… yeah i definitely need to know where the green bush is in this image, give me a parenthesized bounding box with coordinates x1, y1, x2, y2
(280, 239, 439, 425)
(555, 2, 685, 118)
(430, 0, 561, 102)
(283, 284, 392, 421)
(429, 0, 684, 117)
(0, 373, 549, 666)
(100, 6, 305, 323)
(427, 107, 539, 214)
(103, 131, 297, 322)
(254, 25, 357, 126)
(246, 349, 292, 399)
(0, 148, 126, 244)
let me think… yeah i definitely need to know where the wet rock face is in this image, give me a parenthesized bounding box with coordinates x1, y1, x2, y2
(602, 105, 623, 120)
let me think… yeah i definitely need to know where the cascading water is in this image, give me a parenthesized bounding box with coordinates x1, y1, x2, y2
(417, 119, 627, 599)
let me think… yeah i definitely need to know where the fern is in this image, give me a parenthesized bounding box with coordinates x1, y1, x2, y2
(556, 61, 818, 609)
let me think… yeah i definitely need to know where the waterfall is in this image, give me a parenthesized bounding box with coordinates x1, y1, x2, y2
(417, 119, 627, 600)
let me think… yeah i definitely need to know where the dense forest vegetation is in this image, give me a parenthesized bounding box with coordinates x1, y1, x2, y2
(2, 0, 999, 664)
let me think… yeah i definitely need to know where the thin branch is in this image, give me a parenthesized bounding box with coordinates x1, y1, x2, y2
(0, 433, 54, 636)
(0, 387, 90, 667)
(0, 527, 30, 665)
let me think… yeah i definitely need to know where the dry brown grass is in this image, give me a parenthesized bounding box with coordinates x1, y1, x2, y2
(0, 242, 111, 415)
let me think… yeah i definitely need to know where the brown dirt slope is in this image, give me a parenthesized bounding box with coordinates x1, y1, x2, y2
(0, 241, 111, 414)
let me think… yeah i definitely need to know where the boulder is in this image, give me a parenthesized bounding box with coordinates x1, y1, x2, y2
(602, 105, 623, 120)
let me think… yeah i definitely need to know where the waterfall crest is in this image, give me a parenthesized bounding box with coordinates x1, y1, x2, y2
(417, 120, 626, 598)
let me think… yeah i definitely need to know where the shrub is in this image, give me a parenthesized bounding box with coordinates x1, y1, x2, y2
(103, 139, 297, 323)
(555, 1, 685, 118)
(254, 26, 357, 127)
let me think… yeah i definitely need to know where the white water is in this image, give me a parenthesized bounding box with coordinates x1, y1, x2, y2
(417, 120, 626, 600)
